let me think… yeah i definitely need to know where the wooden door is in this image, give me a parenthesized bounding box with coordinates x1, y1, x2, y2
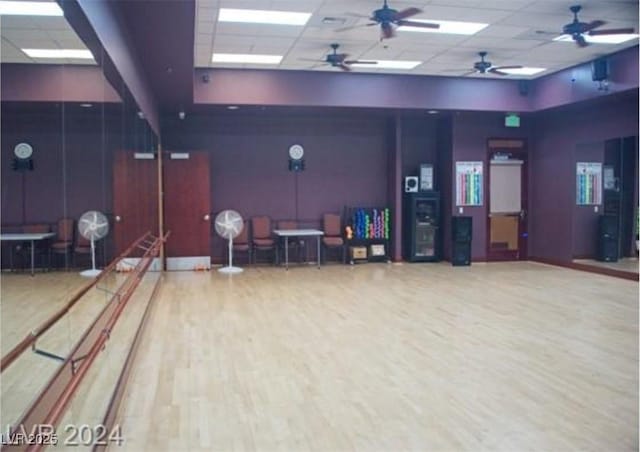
(163, 152, 211, 270)
(113, 151, 158, 257)
(486, 144, 528, 261)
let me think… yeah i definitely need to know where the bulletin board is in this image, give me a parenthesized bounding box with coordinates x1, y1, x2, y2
(456, 161, 483, 206)
(576, 162, 602, 205)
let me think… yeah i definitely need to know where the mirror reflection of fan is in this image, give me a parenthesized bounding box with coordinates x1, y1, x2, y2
(299, 43, 377, 72)
(215, 210, 244, 274)
(78, 210, 109, 277)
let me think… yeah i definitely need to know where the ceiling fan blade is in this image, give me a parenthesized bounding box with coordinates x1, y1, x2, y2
(397, 19, 440, 29)
(575, 34, 589, 47)
(488, 69, 509, 76)
(335, 53, 349, 62)
(338, 63, 352, 72)
(344, 12, 373, 19)
(460, 70, 478, 76)
(335, 22, 376, 32)
(393, 7, 422, 21)
(582, 20, 606, 33)
(589, 27, 635, 36)
(344, 60, 377, 65)
(298, 58, 325, 63)
(381, 23, 395, 40)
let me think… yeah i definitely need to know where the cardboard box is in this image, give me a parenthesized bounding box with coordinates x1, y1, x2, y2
(350, 246, 367, 260)
(370, 244, 385, 257)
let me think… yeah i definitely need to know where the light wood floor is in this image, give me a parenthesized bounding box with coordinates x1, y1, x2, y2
(0, 271, 159, 451)
(102, 262, 637, 452)
(575, 258, 639, 274)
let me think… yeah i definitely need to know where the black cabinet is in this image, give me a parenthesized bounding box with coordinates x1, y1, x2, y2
(403, 192, 440, 262)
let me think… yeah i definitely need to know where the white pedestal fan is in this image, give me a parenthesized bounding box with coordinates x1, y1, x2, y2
(215, 210, 244, 274)
(78, 210, 109, 277)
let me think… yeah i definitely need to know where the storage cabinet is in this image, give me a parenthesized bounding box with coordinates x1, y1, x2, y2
(403, 192, 441, 262)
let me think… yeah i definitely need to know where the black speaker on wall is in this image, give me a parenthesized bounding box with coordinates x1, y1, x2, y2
(597, 215, 619, 262)
(517, 80, 529, 96)
(591, 58, 609, 82)
(451, 216, 472, 266)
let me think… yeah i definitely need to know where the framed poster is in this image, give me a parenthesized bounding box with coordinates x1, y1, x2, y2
(576, 162, 602, 205)
(456, 161, 483, 206)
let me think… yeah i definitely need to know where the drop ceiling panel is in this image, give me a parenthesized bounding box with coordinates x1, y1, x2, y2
(0, 3, 96, 66)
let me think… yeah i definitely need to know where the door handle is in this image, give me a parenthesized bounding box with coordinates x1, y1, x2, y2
(203, 214, 210, 221)
(519, 210, 526, 220)
(115, 215, 122, 223)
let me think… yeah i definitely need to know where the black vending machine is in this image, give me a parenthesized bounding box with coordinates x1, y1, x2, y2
(403, 192, 441, 262)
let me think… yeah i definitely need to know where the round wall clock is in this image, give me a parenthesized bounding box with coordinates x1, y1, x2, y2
(14, 142, 33, 160)
(288, 144, 304, 160)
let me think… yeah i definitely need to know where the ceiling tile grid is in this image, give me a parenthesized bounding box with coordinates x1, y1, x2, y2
(197, 0, 639, 78)
(0, 0, 95, 65)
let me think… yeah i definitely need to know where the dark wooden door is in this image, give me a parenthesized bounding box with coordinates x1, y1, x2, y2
(163, 152, 211, 270)
(486, 144, 528, 261)
(113, 151, 158, 257)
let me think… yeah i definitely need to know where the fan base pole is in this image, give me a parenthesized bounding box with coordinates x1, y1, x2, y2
(80, 269, 102, 278)
(218, 266, 243, 274)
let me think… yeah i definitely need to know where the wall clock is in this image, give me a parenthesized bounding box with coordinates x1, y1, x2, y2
(288, 144, 304, 161)
(14, 142, 33, 160)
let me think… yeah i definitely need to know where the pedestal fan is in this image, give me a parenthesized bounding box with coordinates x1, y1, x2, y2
(215, 210, 244, 274)
(78, 210, 109, 277)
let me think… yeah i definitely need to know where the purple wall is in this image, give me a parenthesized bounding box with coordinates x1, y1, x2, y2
(532, 46, 639, 112)
(529, 91, 639, 262)
(1, 64, 121, 103)
(195, 69, 530, 113)
(1, 106, 118, 227)
(162, 112, 392, 262)
(401, 117, 438, 179)
(451, 112, 532, 260)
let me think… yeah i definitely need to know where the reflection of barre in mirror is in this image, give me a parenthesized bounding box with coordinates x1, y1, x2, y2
(77, 210, 110, 278)
(0, 231, 169, 452)
(215, 210, 244, 274)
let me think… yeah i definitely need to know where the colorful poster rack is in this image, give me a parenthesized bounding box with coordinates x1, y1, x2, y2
(456, 161, 483, 206)
(576, 162, 602, 205)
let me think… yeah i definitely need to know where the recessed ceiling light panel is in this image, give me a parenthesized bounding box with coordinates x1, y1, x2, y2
(22, 48, 94, 59)
(0, 1, 63, 16)
(212, 53, 283, 64)
(498, 67, 546, 76)
(399, 19, 488, 35)
(553, 33, 639, 44)
(218, 8, 311, 26)
(351, 60, 422, 69)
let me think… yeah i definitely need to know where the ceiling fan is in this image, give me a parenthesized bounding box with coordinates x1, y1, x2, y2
(337, 0, 440, 40)
(299, 43, 377, 71)
(448, 52, 523, 76)
(557, 5, 635, 47)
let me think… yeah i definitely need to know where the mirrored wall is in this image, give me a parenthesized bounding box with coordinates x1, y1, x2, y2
(572, 137, 638, 276)
(0, 13, 160, 443)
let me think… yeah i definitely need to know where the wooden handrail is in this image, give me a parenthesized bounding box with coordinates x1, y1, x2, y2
(2, 232, 168, 452)
(93, 269, 164, 452)
(0, 232, 151, 373)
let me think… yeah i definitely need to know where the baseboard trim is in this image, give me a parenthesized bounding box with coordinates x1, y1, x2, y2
(530, 257, 639, 281)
